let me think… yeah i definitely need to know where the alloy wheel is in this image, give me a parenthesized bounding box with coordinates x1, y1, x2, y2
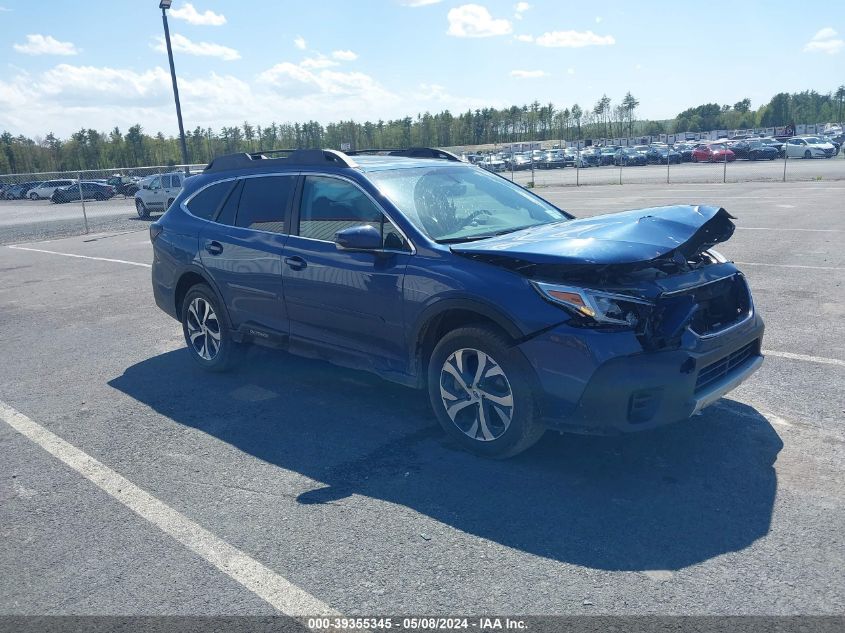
(439, 348, 514, 442)
(185, 297, 222, 361)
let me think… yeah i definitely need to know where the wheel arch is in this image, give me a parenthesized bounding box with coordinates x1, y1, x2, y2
(409, 299, 525, 386)
(173, 266, 233, 329)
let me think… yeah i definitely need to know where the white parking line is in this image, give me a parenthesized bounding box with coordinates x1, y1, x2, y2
(0, 399, 337, 617)
(734, 261, 844, 271)
(8, 245, 151, 268)
(763, 350, 845, 368)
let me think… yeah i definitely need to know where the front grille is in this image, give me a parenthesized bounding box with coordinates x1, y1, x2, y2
(695, 340, 759, 392)
(681, 274, 752, 337)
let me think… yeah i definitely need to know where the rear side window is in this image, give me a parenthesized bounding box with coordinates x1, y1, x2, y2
(235, 176, 294, 234)
(187, 181, 234, 221)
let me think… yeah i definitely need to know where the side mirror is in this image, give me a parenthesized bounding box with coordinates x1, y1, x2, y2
(335, 225, 382, 251)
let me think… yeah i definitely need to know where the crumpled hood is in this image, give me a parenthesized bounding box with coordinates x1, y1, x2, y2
(450, 205, 735, 267)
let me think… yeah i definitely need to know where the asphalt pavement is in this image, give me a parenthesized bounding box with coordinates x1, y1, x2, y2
(0, 181, 842, 619)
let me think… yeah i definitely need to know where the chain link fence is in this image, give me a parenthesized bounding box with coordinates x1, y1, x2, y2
(471, 140, 844, 188)
(0, 164, 205, 241)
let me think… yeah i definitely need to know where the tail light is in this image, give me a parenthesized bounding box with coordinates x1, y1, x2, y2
(150, 222, 163, 242)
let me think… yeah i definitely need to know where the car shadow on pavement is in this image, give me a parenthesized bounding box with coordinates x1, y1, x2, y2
(109, 346, 781, 572)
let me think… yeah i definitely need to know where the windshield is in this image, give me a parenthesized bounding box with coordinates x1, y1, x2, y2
(710, 143, 726, 150)
(803, 137, 820, 143)
(369, 165, 569, 243)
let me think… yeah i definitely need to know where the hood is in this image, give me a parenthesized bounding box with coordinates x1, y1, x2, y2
(450, 205, 735, 268)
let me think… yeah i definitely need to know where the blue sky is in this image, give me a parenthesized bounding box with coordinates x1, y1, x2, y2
(0, 0, 843, 138)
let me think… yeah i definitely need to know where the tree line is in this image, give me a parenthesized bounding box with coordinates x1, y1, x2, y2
(1, 86, 843, 175)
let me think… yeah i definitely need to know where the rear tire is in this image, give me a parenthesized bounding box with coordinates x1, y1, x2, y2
(136, 199, 149, 219)
(427, 325, 545, 459)
(804, 150, 811, 159)
(181, 284, 236, 372)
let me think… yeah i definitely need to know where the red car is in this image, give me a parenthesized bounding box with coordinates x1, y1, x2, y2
(691, 143, 736, 163)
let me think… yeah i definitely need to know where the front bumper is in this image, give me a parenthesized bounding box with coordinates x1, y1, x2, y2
(518, 311, 765, 435)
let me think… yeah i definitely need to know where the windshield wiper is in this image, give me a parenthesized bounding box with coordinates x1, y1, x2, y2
(436, 223, 556, 244)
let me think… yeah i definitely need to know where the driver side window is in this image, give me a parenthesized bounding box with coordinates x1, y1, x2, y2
(299, 176, 408, 250)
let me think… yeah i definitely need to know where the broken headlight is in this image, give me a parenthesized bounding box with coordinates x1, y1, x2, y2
(532, 281, 654, 327)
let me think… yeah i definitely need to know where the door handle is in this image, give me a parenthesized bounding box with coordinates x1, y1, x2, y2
(204, 240, 223, 256)
(284, 256, 307, 271)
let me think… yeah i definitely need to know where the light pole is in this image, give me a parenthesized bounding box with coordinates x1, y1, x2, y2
(159, 0, 189, 167)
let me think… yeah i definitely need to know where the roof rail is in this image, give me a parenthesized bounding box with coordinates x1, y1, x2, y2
(346, 147, 462, 162)
(203, 149, 358, 173)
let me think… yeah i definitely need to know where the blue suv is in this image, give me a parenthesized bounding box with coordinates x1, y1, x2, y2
(150, 148, 764, 458)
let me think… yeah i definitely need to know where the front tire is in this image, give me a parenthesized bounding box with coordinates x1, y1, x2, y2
(804, 150, 812, 159)
(427, 325, 545, 458)
(181, 284, 235, 372)
(136, 199, 149, 218)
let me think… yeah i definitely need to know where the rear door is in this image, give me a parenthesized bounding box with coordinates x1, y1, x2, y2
(199, 174, 296, 336)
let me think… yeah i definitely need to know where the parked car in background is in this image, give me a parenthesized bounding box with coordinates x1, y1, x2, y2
(691, 143, 736, 163)
(1, 181, 43, 199)
(599, 147, 619, 165)
(478, 154, 506, 172)
(732, 140, 779, 161)
(28, 179, 77, 200)
(653, 146, 682, 164)
(758, 138, 785, 157)
(580, 148, 602, 167)
(632, 145, 662, 164)
(539, 150, 567, 169)
(784, 136, 836, 159)
(107, 175, 140, 196)
(673, 143, 696, 162)
(135, 171, 187, 218)
(505, 153, 532, 170)
(818, 135, 841, 155)
(614, 148, 648, 166)
(51, 182, 116, 203)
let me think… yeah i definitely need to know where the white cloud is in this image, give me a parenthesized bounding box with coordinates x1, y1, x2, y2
(257, 61, 396, 103)
(535, 30, 615, 47)
(153, 34, 240, 61)
(300, 56, 339, 69)
(595, 16, 603, 23)
(803, 27, 843, 54)
(401, 0, 443, 6)
(510, 69, 546, 79)
(0, 6, 12, 11)
(514, 2, 530, 19)
(13, 34, 79, 56)
(447, 4, 512, 38)
(332, 49, 358, 61)
(567, 67, 575, 75)
(294, 36, 307, 50)
(169, 3, 226, 26)
(0, 61, 494, 139)
(514, 34, 534, 42)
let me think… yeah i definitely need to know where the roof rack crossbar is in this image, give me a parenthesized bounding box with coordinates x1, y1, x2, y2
(346, 147, 461, 162)
(204, 148, 358, 173)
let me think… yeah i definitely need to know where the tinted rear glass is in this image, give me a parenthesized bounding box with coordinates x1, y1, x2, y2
(187, 181, 234, 221)
(235, 176, 295, 234)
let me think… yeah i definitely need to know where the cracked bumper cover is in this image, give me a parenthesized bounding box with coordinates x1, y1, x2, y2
(518, 311, 765, 434)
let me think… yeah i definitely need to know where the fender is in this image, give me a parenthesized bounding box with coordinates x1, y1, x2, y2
(407, 296, 527, 378)
(173, 263, 235, 332)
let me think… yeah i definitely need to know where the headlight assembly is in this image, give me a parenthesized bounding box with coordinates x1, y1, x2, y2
(532, 281, 654, 327)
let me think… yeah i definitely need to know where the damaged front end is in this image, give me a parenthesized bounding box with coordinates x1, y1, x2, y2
(448, 204, 764, 433)
(451, 205, 751, 350)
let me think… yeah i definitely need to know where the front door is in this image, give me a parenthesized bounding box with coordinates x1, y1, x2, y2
(281, 174, 411, 369)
